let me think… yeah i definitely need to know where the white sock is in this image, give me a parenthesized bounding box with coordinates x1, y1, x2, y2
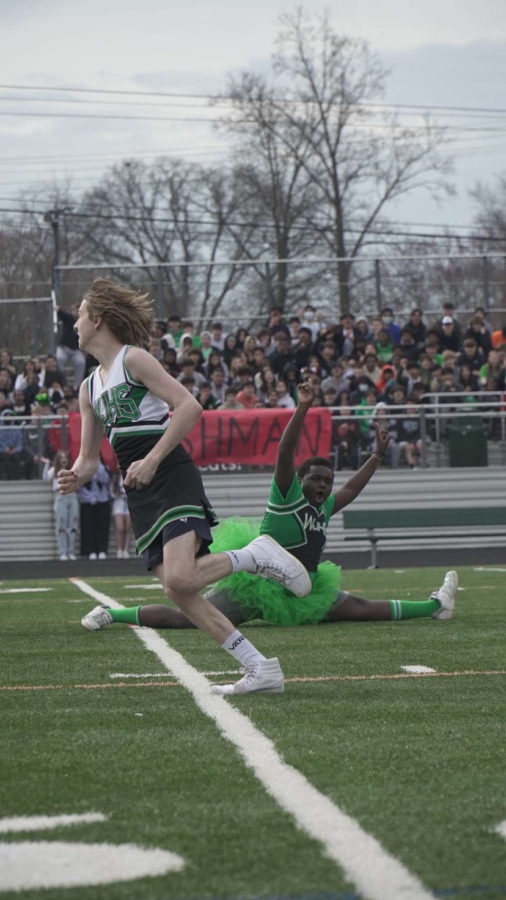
(224, 548, 256, 573)
(222, 629, 265, 666)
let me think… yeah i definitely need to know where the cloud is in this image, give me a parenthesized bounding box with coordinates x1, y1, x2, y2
(382, 40, 506, 108)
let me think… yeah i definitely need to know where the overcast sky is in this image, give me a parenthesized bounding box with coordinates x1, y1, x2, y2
(2, 0, 506, 229)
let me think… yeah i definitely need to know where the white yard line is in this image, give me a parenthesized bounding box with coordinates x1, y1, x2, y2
(0, 813, 106, 834)
(494, 820, 506, 840)
(0, 588, 51, 594)
(121, 584, 164, 590)
(401, 666, 436, 674)
(0, 841, 184, 891)
(72, 577, 434, 900)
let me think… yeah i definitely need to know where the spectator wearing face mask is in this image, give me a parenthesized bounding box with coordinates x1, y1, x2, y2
(298, 304, 322, 342)
(350, 375, 377, 405)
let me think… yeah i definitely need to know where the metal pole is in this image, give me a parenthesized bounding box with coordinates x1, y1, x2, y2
(44, 210, 61, 303)
(31, 301, 37, 356)
(419, 405, 427, 468)
(374, 259, 382, 313)
(44, 209, 62, 353)
(50, 289, 59, 355)
(262, 242, 273, 309)
(482, 255, 490, 313)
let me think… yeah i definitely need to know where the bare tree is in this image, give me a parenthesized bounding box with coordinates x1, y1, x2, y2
(0, 186, 84, 354)
(219, 8, 453, 315)
(76, 158, 257, 324)
(469, 174, 506, 314)
(471, 175, 506, 250)
(217, 75, 327, 315)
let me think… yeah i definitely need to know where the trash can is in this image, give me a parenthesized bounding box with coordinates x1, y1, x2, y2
(448, 420, 488, 467)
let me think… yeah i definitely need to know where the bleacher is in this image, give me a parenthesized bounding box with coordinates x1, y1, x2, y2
(2, 466, 505, 560)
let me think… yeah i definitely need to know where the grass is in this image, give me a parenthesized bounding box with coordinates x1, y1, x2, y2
(1, 566, 505, 900)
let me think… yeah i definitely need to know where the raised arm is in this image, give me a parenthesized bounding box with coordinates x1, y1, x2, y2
(57, 380, 103, 494)
(274, 382, 314, 495)
(331, 426, 390, 515)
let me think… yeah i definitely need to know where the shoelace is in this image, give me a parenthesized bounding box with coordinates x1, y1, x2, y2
(239, 662, 260, 684)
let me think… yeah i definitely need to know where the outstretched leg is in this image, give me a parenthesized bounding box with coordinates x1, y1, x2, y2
(325, 572, 458, 622)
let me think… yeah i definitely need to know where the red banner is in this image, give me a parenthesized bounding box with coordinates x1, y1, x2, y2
(183, 407, 331, 465)
(66, 412, 119, 470)
(65, 407, 331, 468)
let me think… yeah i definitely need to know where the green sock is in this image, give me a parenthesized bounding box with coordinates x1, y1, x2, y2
(109, 606, 142, 625)
(389, 598, 439, 620)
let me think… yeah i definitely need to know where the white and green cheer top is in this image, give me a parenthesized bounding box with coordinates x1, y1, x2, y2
(86, 345, 189, 471)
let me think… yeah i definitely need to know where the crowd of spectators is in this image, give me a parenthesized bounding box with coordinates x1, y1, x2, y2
(1, 300, 506, 477)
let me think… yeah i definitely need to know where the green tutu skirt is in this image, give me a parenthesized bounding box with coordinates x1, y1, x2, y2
(211, 517, 341, 626)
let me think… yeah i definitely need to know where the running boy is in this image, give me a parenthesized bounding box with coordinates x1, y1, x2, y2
(58, 278, 312, 696)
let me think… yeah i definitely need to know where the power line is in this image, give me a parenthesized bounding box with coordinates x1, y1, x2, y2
(0, 204, 504, 243)
(55, 252, 506, 271)
(2, 107, 506, 133)
(2, 83, 506, 117)
(0, 94, 229, 110)
(0, 110, 217, 123)
(2, 93, 506, 126)
(0, 200, 487, 231)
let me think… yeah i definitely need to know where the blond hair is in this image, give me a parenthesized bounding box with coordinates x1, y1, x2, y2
(84, 278, 153, 349)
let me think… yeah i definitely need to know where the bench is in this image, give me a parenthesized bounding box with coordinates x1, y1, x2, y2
(342, 507, 506, 567)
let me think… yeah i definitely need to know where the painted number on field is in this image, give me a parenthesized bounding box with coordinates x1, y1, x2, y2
(0, 814, 185, 891)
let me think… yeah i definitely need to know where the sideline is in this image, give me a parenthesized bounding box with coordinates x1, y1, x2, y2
(70, 577, 434, 900)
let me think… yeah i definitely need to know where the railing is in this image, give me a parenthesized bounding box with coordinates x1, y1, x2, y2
(0, 394, 505, 480)
(0, 414, 69, 480)
(328, 392, 506, 469)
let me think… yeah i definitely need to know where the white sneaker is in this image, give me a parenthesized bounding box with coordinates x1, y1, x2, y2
(89, 553, 97, 560)
(431, 570, 458, 619)
(122, 549, 130, 559)
(81, 606, 113, 631)
(98, 552, 107, 560)
(116, 549, 123, 558)
(211, 657, 284, 695)
(68, 554, 76, 560)
(244, 535, 311, 597)
(59, 554, 68, 561)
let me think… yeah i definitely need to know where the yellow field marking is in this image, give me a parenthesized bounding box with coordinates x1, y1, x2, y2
(287, 670, 506, 683)
(1, 669, 505, 693)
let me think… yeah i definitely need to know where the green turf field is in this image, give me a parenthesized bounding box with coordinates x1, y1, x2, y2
(1, 566, 505, 900)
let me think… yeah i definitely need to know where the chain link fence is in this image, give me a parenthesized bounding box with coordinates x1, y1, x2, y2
(54, 253, 506, 331)
(1, 253, 506, 358)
